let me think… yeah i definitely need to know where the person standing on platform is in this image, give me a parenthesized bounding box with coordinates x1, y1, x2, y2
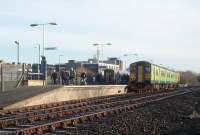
(60, 70, 66, 85)
(51, 70, 57, 84)
(80, 72, 87, 85)
(92, 74, 96, 84)
(70, 68, 76, 85)
(65, 71, 70, 85)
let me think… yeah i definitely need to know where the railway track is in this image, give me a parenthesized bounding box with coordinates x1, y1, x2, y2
(0, 88, 193, 135)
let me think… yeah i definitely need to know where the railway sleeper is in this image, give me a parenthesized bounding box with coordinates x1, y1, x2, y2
(0, 95, 162, 128)
(4, 90, 191, 134)
(61, 120, 73, 129)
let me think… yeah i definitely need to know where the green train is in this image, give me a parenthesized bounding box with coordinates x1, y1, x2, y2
(127, 61, 180, 92)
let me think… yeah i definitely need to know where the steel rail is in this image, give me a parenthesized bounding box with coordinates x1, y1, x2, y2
(0, 87, 180, 117)
(0, 91, 173, 127)
(0, 89, 161, 119)
(0, 90, 141, 116)
(14, 90, 190, 135)
(0, 89, 190, 134)
(0, 90, 186, 127)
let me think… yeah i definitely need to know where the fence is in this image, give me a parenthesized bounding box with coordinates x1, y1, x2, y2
(0, 63, 30, 92)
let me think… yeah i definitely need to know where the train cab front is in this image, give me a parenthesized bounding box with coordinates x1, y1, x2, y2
(127, 61, 151, 92)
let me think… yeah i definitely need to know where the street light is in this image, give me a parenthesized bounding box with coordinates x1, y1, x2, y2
(59, 55, 64, 84)
(30, 22, 57, 56)
(116, 57, 123, 71)
(14, 41, 20, 64)
(123, 53, 138, 70)
(92, 43, 112, 63)
(123, 53, 138, 57)
(14, 41, 20, 80)
(35, 43, 41, 79)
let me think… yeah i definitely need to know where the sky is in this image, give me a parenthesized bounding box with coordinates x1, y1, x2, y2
(0, 0, 200, 72)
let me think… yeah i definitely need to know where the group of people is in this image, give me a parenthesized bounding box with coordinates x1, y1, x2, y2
(51, 68, 130, 85)
(51, 68, 77, 85)
(51, 68, 87, 85)
(115, 73, 130, 84)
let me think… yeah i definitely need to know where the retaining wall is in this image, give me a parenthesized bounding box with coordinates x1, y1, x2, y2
(2, 85, 126, 110)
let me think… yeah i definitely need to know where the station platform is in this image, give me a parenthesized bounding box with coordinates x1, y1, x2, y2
(0, 85, 126, 110)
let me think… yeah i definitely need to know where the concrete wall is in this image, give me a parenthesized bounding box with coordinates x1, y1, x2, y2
(4, 85, 126, 110)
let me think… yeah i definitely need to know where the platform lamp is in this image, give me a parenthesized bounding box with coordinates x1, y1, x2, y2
(59, 55, 64, 84)
(30, 22, 57, 57)
(93, 43, 112, 64)
(14, 41, 20, 80)
(123, 53, 138, 71)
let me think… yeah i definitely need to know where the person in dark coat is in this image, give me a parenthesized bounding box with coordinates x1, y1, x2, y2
(65, 71, 70, 85)
(80, 72, 87, 85)
(60, 70, 66, 85)
(51, 70, 57, 84)
(69, 68, 76, 85)
(61, 70, 70, 85)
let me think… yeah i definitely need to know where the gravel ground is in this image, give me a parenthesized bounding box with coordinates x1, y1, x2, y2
(68, 88, 200, 135)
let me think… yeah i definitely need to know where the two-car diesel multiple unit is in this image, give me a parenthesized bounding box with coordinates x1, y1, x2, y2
(128, 61, 180, 92)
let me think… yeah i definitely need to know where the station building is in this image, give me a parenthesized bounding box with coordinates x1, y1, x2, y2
(53, 57, 123, 74)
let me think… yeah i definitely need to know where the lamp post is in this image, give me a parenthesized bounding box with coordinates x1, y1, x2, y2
(14, 41, 20, 80)
(93, 43, 112, 63)
(123, 53, 138, 71)
(35, 43, 41, 79)
(30, 22, 57, 85)
(59, 55, 63, 84)
(123, 53, 138, 57)
(14, 41, 20, 64)
(117, 57, 123, 71)
(30, 22, 57, 56)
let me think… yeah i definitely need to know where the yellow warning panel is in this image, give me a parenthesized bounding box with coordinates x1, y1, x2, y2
(138, 65, 143, 82)
(129, 73, 134, 81)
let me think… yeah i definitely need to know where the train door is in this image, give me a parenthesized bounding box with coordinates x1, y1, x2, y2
(138, 65, 144, 82)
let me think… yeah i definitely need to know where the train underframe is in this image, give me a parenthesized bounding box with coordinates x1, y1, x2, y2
(127, 81, 179, 93)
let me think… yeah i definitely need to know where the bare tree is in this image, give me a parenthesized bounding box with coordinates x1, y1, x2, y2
(180, 71, 200, 86)
(197, 75, 200, 82)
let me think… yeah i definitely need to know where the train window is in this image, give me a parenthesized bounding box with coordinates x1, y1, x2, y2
(134, 65, 137, 71)
(144, 67, 150, 72)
